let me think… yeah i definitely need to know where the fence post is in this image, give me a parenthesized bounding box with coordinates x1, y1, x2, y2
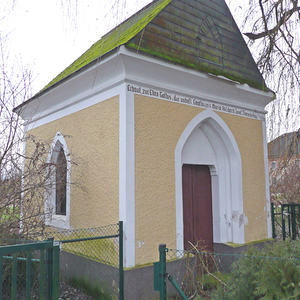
(298, 206, 300, 239)
(52, 244, 60, 300)
(11, 254, 17, 300)
(159, 244, 167, 300)
(26, 252, 32, 300)
(47, 238, 54, 300)
(282, 205, 286, 240)
(288, 205, 291, 238)
(0, 256, 2, 299)
(271, 203, 276, 238)
(291, 205, 296, 240)
(119, 221, 124, 300)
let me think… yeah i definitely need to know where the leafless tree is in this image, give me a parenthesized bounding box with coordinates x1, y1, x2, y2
(237, 0, 300, 205)
(268, 129, 300, 204)
(240, 0, 300, 140)
(0, 37, 45, 239)
(0, 0, 135, 241)
(0, 36, 76, 240)
(270, 158, 300, 204)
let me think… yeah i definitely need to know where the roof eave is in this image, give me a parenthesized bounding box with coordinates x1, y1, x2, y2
(13, 47, 120, 114)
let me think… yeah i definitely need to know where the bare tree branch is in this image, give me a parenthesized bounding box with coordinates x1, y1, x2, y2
(244, 5, 300, 40)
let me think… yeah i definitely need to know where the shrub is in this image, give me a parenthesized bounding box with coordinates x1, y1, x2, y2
(213, 240, 300, 300)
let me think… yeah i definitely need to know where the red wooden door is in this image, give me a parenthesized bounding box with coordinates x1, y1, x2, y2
(182, 164, 213, 251)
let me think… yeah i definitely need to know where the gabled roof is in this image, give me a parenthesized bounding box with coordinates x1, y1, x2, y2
(41, 0, 267, 96)
(43, 0, 172, 92)
(268, 130, 300, 158)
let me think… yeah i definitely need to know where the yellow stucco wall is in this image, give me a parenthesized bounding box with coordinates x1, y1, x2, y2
(25, 92, 267, 265)
(134, 94, 268, 265)
(26, 97, 119, 228)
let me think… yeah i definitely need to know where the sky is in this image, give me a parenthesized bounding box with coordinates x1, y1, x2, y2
(1, 0, 244, 95)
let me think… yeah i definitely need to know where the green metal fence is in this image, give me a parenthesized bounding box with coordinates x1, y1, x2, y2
(154, 244, 188, 300)
(271, 203, 300, 240)
(154, 243, 300, 299)
(154, 245, 219, 299)
(40, 221, 124, 300)
(0, 240, 59, 300)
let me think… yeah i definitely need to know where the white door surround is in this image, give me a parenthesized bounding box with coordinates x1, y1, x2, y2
(175, 109, 245, 251)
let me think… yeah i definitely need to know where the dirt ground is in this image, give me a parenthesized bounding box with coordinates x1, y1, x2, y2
(59, 281, 93, 300)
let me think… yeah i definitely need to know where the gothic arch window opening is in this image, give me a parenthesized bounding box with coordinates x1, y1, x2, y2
(55, 146, 67, 215)
(46, 132, 70, 229)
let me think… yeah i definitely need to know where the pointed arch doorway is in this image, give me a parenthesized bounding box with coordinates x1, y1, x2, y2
(175, 110, 245, 252)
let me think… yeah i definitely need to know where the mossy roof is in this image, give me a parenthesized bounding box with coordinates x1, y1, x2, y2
(43, 0, 172, 92)
(42, 0, 267, 95)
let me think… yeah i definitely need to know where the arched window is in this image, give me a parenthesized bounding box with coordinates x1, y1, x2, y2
(55, 147, 67, 215)
(46, 132, 70, 228)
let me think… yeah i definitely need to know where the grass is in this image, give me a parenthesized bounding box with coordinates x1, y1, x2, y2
(61, 238, 118, 266)
(69, 277, 117, 300)
(0, 205, 20, 223)
(225, 238, 273, 248)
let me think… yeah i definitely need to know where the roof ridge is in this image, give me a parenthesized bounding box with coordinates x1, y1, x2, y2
(17, 0, 269, 111)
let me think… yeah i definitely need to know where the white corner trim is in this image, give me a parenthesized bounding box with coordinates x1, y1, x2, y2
(262, 119, 272, 238)
(119, 83, 135, 268)
(19, 125, 28, 233)
(45, 132, 71, 229)
(175, 109, 245, 251)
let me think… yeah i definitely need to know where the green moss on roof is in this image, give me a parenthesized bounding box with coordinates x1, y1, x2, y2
(126, 42, 267, 91)
(43, 0, 172, 91)
(40, 0, 268, 95)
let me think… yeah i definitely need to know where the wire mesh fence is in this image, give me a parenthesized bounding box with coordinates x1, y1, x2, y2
(35, 222, 123, 300)
(41, 223, 120, 266)
(165, 248, 225, 299)
(155, 242, 300, 300)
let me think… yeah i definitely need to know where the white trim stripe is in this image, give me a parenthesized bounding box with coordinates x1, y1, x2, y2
(262, 119, 272, 238)
(119, 83, 135, 268)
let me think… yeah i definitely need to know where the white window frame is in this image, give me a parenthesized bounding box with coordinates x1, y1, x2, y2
(45, 132, 71, 229)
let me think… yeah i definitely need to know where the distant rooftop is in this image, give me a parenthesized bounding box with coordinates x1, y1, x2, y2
(268, 130, 300, 158)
